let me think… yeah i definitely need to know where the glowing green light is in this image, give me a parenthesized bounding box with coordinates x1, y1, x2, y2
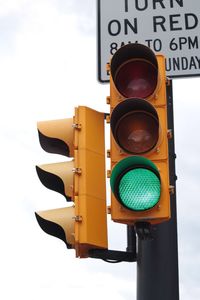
(118, 168, 160, 211)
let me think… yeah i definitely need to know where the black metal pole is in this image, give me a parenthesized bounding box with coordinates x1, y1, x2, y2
(127, 225, 136, 253)
(137, 81, 179, 300)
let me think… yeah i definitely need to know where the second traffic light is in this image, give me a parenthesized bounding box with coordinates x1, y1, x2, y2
(35, 106, 108, 258)
(108, 43, 171, 225)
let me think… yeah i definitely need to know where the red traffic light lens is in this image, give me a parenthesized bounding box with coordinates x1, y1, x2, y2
(114, 60, 157, 98)
(114, 111, 159, 154)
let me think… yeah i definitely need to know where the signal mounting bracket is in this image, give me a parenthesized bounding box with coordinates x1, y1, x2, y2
(88, 225, 137, 263)
(135, 222, 154, 240)
(88, 248, 136, 263)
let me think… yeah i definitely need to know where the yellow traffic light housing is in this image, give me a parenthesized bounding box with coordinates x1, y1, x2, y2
(108, 43, 171, 225)
(35, 106, 108, 258)
(35, 207, 75, 249)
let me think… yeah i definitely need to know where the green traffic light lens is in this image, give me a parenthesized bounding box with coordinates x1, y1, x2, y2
(118, 168, 160, 211)
(110, 157, 161, 212)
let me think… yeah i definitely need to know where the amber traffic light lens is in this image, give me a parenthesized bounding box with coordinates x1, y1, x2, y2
(114, 60, 157, 98)
(114, 111, 159, 154)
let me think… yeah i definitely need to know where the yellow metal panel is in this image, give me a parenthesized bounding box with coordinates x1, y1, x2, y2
(74, 106, 108, 258)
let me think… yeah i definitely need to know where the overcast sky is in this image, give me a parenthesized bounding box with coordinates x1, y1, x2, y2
(0, 1, 200, 299)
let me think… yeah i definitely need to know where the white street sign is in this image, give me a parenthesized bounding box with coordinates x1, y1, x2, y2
(97, 0, 200, 82)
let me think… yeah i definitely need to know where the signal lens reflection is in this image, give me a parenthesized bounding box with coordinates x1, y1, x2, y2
(115, 111, 159, 154)
(114, 60, 157, 98)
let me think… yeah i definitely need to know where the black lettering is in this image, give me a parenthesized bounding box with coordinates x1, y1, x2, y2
(189, 57, 197, 69)
(173, 57, 180, 70)
(153, 16, 166, 32)
(110, 43, 118, 55)
(145, 39, 153, 47)
(135, 0, 148, 11)
(108, 20, 121, 36)
(124, 19, 138, 34)
(195, 57, 200, 69)
(181, 57, 188, 70)
(185, 13, 198, 30)
(189, 36, 198, 49)
(179, 37, 187, 50)
(125, 0, 128, 12)
(165, 58, 171, 71)
(120, 41, 132, 48)
(153, 0, 165, 9)
(170, 14, 182, 31)
(170, 0, 183, 8)
(154, 39, 162, 51)
(144, 39, 162, 51)
(166, 56, 200, 72)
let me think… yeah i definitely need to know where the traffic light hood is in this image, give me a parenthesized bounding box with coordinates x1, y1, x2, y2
(35, 207, 75, 249)
(36, 160, 74, 201)
(110, 43, 159, 99)
(37, 118, 74, 157)
(110, 156, 160, 193)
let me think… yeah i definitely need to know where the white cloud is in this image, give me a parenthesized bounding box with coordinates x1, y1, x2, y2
(0, 0, 28, 16)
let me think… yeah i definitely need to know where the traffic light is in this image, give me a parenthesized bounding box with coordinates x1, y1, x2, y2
(35, 106, 108, 258)
(108, 43, 171, 225)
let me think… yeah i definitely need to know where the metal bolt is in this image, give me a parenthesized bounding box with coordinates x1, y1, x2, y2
(156, 147, 160, 153)
(106, 96, 110, 104)
(73, 216, 83, 222)
(169, 185, 175, 194)
(167, 129, 173, 139)
(166, 78, 171, 86)
(106, 115, 110, 124)
(107, 170, 111, 178)
(72, 167, 82, 175)
(72, 123, 81, 130)
(157, 205, 161, 210)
